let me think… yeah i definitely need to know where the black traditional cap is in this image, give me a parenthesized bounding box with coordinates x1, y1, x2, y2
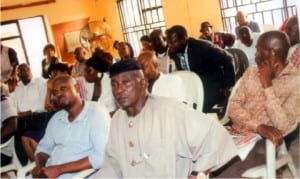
(200, 21, 213, 32)
(86, 54, 109, 73)
(109, 58, 141, 78)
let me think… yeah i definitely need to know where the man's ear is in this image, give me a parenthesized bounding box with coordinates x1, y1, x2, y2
(74, 82, 81, 94)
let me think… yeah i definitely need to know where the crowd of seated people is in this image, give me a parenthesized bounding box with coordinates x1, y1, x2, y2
(1, 14, 299, 178)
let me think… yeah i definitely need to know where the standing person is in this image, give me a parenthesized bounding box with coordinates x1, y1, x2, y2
(166, 25, 235, 113)
(217, 31, 300, 178)
(235, 11, 262, 36)
(95, 59, 237, 178)
(0, 44, 19, 92)
(32, 75, 110, 178)
(71, 47, 89, 78)
(41, 44, 60, 79)
(149, 29, 176, 73)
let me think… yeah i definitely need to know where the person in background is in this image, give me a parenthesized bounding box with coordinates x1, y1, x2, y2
(82, 50, 117, 114)
(199, 21, 224, 48)
(234, 26, 260, 66)
(0, 43, 19, 92)
(284, 16, 300, 69)
(45, 63, 71, 111)
(41, 44, 60, 79)
(95, 59, 237, 178)
(137, 53, 185, 102)
(140, 35, 153, 52)
(235, 11, 262, 37)
(117, 41, 134, 60)
(32, 75, 110, 178)
(149, 29, 176, 73)
(217, 31, 300, 178)
(222, 33, 237, 49)
(166, 25, 235, 113)
(71, 47, 89, 78)
(10, 64, 48, 163)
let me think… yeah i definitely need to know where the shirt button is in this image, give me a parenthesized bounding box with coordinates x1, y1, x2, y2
(131, 160, 136, 166)
(129, 141, 134, 148)
(128, 121, 134, 128)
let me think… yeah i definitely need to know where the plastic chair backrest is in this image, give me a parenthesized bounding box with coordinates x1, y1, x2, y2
(172, 71, 204, 111)
(226, 48, 249, 82)
(219, 79, 241, 125)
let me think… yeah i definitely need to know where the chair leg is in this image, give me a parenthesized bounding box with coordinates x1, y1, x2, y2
(287, 161, 299, 178)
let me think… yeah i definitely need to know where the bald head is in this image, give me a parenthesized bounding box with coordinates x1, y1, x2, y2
(257, 30, 290, 62)
(236, 11, 247, 25)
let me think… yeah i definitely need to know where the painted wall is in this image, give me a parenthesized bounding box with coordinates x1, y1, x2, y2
(1, 0, 223, 56)
(162, 0, 223, 38)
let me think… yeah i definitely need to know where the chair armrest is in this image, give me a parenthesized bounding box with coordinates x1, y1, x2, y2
(17, 162, 35, 178)
(72, 168, 98, 179)
(0, 136, 14, 148)
(266, 139, 276, 178)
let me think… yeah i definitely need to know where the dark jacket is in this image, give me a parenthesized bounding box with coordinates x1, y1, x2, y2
(41, 57, 59, 79)
(169, 38, 235, 112)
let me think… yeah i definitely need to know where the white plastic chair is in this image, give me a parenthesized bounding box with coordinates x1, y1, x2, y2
(1, 136, 22, 177)
(17, 162, 97, 178)
(172, 71, 204, 111)
(242, 121, 299, 178)
(219, 79, 241, 125)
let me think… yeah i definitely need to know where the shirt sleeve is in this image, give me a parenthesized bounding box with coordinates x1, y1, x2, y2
(87, 104, 111, 169)
(176, 106, 237, 172)
(263, 83, 300, 135)
(94, 111, 122, 178)
(35, 116, 56, 155)
(228, 70, 259, 132)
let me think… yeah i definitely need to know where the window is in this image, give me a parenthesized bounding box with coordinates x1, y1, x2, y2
(117, 0, 166, 56)
(1, 16, 49, 77)
(219, 0, 298, 33)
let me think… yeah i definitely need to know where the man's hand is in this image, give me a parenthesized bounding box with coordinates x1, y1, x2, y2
(41, 165, 62, 178)
(32, 166, 46, 178)
(256, 124, 283, 146)
(258, 59, 275, 88)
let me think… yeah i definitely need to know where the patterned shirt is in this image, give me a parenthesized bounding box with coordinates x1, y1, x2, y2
(288, 44, 300, 69)
(229, 63, 300, 135)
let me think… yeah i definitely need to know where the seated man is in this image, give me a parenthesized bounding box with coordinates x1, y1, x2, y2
(217, 31, 300, 177)
(234, 26, 260, 66)
(32, 75, 110, 178)
(10, 63, 48, 164)
(137, 51, 186, 102)
(95, 59, 237, 178)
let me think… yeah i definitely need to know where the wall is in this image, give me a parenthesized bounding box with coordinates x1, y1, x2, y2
(162, 0, 223, 38)
(1, 0, 223, 60)
(1, 0, 123, 62)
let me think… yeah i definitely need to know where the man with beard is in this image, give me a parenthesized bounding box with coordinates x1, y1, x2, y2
(32, 75, 110, 178)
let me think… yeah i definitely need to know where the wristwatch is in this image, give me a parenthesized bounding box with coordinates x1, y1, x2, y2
(191, 171, 209, 179)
